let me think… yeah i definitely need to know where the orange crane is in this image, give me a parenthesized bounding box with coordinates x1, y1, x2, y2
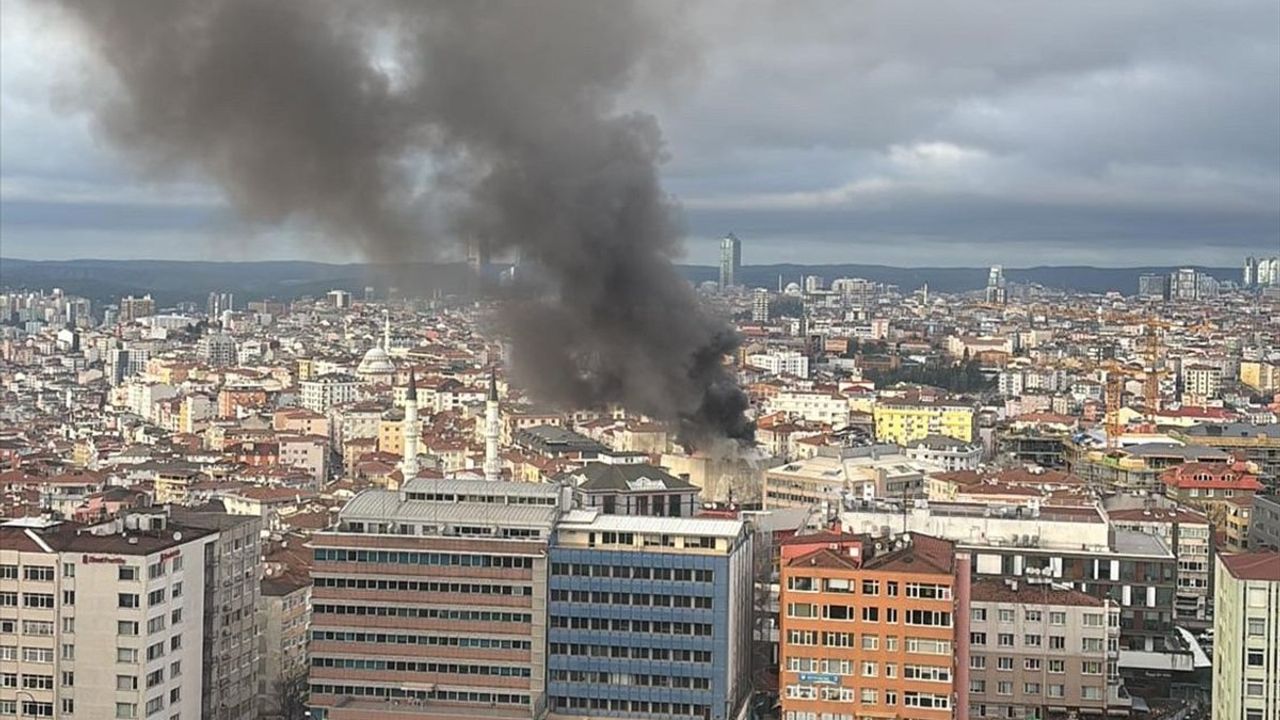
(1099, 360, 1142, 451)
(1142, 318, 1170, 422)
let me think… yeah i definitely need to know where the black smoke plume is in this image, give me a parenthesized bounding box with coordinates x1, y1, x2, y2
(55, 0, 752, 446)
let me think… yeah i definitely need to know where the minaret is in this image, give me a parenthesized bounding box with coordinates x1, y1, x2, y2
(400, 368, 420, 480)
(383, 310, 391, 353)
(484, 367, 501, 482)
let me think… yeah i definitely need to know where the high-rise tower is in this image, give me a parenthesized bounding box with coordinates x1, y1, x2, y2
(484, 368, 501, 481)
(719, 233, 742, 290)
(400, 367, 420, 480)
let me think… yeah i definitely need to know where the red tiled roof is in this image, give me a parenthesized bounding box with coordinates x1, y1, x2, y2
(1220, 552, 1280, 581)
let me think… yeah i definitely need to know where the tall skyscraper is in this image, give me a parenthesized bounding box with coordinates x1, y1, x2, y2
(1244, 256, 1258, 287)
(1138, 273, 1170, 299)
(119, 294, 156, 322)
(984, 265, 1007, 304)
(207, 291, 234, 318)
(719, 233, 742, 290)
(1170, 267, 1201, 300)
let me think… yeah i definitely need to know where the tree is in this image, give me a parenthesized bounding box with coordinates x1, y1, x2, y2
(275, 670, 308, 720)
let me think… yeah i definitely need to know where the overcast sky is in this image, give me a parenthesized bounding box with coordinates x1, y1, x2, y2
(1, 0, 1277, 267)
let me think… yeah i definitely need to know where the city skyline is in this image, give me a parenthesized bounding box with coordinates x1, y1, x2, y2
(2, 1, 1277, 267)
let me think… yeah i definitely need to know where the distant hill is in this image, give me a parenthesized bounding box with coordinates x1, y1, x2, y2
(0, 257, 1239, 306)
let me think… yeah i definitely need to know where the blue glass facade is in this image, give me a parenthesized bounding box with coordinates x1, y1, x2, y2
(547, 547, 733, 719)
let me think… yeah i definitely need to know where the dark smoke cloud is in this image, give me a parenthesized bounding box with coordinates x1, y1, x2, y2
(56, 0, 752, 445)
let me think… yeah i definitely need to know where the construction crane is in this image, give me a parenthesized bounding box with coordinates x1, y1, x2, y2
(1142, 318, 1171, 422)
(1099, 360, 1142, 451)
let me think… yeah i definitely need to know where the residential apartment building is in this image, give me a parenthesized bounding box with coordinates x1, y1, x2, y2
(778, 532, 967, 720)
(1212, 552, 1279, 720)
(903, 435, 983, 472)
(308, 479, 563, 720)
(1180, 364, 1223, 402)
(257, 570, 310, 718)
(1173, 423, 1280, 494)
(841, 500, 1179, 652)
(1105, 504, 1212, 624)
(1246, 494, 1280, 550)
(1161, 462, 1263, 525)
(547, 512, 754, 720)
(300, 373, 360, 414)
(0, 514, 214, 720)
(967, 578, 1126, 719)
(166, 506, 263, 720)
(873, 398, 977, 446)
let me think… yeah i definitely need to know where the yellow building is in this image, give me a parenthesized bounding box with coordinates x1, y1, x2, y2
(873, 398, 976, 445)
(1240, 360, 1279, 392)
(377, 410, 405, 456)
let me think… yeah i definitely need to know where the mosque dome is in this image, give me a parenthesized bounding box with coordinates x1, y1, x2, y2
(357, 346, 396, 376)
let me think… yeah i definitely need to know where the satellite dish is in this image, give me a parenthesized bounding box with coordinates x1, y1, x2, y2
(173, 531, 182, 541)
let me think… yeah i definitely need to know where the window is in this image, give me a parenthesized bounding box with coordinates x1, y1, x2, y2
(0, 673, 14, 688)
(997, 609, 1015, 622)
(1025, 634, 1042, 647)
(1082, 661, 1103, 675)
(62, 591, 75, 605)
(23, 566, 54, 582)
(1024, 683, 1041, 695)
(168, 688, 180, 705)
(1049, 611, 1066, 625)
(997, 633, 1014, 647)
(906, 609, 951, 627)
(23, 593, 54, 609)
(146, 669, 164, 689)
(1082, 686, 1102, 701)
(997, 657, 1013, 671)
(970, 655, 987, 670)
(1048, 659, 1065, 674)
(171, 582, 183, 599)
(1082, 638, 1104, 653)
(1083, 612, 1104, 626)
(61, 698, 74, 715)
(61, 671, 74, 687)
(1246, 650, 1264, 666)
(169, 635, 181, 652)
(861, 635, 879, 650)
(119, 621, 139, 636)
(118, 648, 138, 663)
(970, 679, 986, 693)
(971, 632, 987, 645)
(147, 588, 166, 606)
(170, 609, 182, 625)
(787, 576, 816, 592)
(1024, 609, 1042, 622)
(118, 567, 138, 581)
(903, 665, 951, 682)
(146, 643, 164, 662)
(972, 608, 987, 622)
(61, 644, 74, 660)
(169, 661, 181, 678)
(62, 563, 75, 578)
(862, 607, 879, 622)
(116, 703, 137, 719)
(23, 647, 54, 663)
(1049, 635, 1066, 650)
(787, 602, 816, 618)
(0, 565, 15, 579)
(147, 616, 166, 634)
(1247, 618, 1266, 636)
(62, 617, 75, 633)
(119, 594, 139, 609)
(1024, 659, 1041, 671)
(823, 604, 855, 621)
(860, 689, 878, 704)
(1048, 684, 1065, 698)
(862, 580, 879, 595)
(997, 682, 1013, 696)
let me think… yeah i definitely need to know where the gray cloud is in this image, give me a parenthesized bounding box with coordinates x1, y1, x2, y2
(1, 0, 1277, 266)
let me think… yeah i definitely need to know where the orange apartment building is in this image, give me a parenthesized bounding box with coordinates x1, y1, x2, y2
(779, 532, 970, 720)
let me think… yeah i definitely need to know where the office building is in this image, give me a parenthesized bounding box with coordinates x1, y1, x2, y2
(326, 290, 351, 309)
(1212, 552, 1279, 720)
(119, 294, 157, 323)
(556, 462, 701, 518)
(1106, 501, 1212, 623)
(778, 532, 967, 720)
(547, 512, 754, 720)
(765, 445, 939, 509)
(985, 265, 1007, 305)
(1137, 273, 1169, 299)
(0, 513, 215, 720)
(746, 350, 810, 379)
(1243, 257, 1257, 288)
(752, 288, 771, 323)
(207, 292, 234, 318)
(719, 233, 742, 290)
(309, 479, 563, 719)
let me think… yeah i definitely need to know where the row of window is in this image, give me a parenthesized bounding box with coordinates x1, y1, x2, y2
(313, 548, 533, 568)
(970, 632, 1105, 652)
(311, 630, 531, 651)
(785, 685, 951, 709)
(970, 679, 1102, 699)
(550, 563, 714, 582)
(784, 658, 951, 683)
(549, 643, 712, 663)
(315, 576, 533, 596)
(549, 670, 711, 689)
(309, 683, 530, 706)
(786, 577, 952, 600)
(785, 631, 951, 656)
(312, 656, 531, 677)
(313, 603, 531, 623)
(785, 602, 952, 627)
(554, 617, 713, 636)
(551, 589, 713, 609)
(550, 697, 710, 717)
(970, 655, 1106, 674)
(972, 607, 1104, 625)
